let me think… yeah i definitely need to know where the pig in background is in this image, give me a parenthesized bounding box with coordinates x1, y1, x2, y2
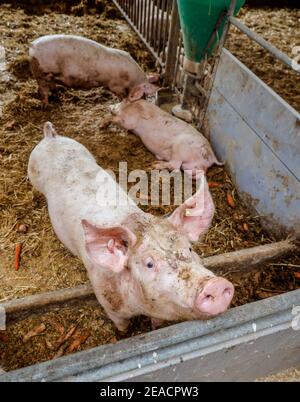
(100, 96, 224, 178)
(28, 122, 234, 331)
(29, 34, 159, 106)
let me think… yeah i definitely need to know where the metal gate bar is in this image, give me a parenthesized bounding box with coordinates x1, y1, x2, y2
(229, 16, 300, 74)
(113, 0, 299, 122)
(113, 0, 181, 85)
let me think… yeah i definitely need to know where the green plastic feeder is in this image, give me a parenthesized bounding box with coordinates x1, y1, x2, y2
(177, 0, 245, 73)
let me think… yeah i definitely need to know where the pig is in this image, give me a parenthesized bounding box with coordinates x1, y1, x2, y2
(29, 34, 159, 105)
(28, 122, 234, 331)
(100, 96, 224, 177)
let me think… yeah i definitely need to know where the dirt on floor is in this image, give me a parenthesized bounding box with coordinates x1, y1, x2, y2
(0, 2, 299, 372)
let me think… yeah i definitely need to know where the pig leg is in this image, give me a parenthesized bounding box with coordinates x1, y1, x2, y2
(49, 79, 57, 94)
(30, 56, 51, 106)
(151, 317, 165, 330)
(37, 78, 50, 107)
(153, 160, 182, 171)
(107, 311, 130, 332)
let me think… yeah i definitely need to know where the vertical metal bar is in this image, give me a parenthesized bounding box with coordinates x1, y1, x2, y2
(133, 0, 137, 26)
(199, 0, 237, 128)
(204, 10, 227, 57)
(155, 0, 162, 55)
(130, 0, 134, 22)
(151, 0, 156, 47)
(155, 0, 161, 53)
(138, 0, 142, 34)
(157, 0, 165, 56)
(136, 0, 139, 30)
(147, 0, 152, 43)
(141, 1, 145, 34)
(125, 0, 129, 18)
(137, 0, 140, 27)
(161, 0, 172, 65)
(173, 34, 182, 88)
(142, 0, 147, 38)
(165, 0, 181, 86)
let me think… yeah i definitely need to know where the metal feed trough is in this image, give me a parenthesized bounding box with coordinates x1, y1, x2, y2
(1, 0, 300, 382)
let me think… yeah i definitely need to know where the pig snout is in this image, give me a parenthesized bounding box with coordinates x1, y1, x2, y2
(195, 278, 234, 316)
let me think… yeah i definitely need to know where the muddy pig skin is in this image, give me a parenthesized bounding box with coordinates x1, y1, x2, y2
(28, 122, 234, 331)
(101, 98, 224, 177)
(29, 35, 158, 105)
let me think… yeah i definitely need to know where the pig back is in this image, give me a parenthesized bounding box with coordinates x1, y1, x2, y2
(30, 35, 146, 89)
(29, 135, 141, 257)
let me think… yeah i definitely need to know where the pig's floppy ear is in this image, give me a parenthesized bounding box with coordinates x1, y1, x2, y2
(144, 83, 159, 96)
(128, 84, 146, 102)
(81, 220, 137, 273)
(128, 83, 158, 101)
(167, 178, 215, 242)
(147, 73, 160, 83)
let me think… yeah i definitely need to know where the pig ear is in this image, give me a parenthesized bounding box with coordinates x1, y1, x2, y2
(81, 220, 137, 273)
(128, 83, 159, 101)
(147, 73, 160, 83)
(168, 178, 215, 242)
(44, 121, 57, 138)
(128, 84, 146, 102)
(144, 83, 159, 96)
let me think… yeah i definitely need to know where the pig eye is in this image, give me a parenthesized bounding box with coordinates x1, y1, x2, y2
(189, 247, 192, 252)
(145, 257, 154, 269)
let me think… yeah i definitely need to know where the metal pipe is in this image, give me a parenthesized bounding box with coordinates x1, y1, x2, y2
(156, 0, 163, 55)
(165, 0, 181, 86)
(147, 0, 152, 43)
(112, 0, 164, 67)
(229, 16, 300, 74)
(161, 0, 170, 64)
(198, 0, 237, 128)
(204, 10, 227, 57)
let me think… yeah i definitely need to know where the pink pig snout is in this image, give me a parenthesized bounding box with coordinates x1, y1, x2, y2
(195, 278, 234, 316)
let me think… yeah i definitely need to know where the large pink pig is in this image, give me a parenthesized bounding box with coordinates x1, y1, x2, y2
(29, 35, 158, 105)
(100, 95, 224, 177)
(28, 122, 234, 331)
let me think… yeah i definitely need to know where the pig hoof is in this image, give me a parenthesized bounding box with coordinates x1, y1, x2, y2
(172, 104, 193, 123)
(109, 315, 130, 332)
(151, 318, 165, 330)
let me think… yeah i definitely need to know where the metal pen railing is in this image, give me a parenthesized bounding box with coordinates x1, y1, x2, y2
(112, 0, 299, 124)
(112, 0, 182, 86)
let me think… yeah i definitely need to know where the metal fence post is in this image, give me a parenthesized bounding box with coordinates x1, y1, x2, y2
(198, 0, 237, 128)
(164, 0, 180, 86)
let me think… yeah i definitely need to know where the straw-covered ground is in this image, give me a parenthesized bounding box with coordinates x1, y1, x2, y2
(0, 2, 299, 371)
